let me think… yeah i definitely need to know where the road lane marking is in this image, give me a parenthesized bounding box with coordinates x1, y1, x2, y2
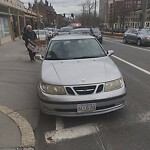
(112, 55, 150, 76)
(45, 123, 98, 144)
(0, 105, 35, 148)
(104, 39, 150, 52)
(56, 117, 64, 130)
(139, 112, 150, 123)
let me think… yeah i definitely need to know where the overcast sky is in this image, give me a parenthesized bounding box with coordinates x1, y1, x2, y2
(20, 0, 89, 15)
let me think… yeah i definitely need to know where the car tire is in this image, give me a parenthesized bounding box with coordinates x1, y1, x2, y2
(123, 37, 128, 44)
(123, 37, 127, 44)
(137, 39, 142, 46)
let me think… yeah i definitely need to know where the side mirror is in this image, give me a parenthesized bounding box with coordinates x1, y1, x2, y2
(35, 54, 44, 61)
(107, 50, 114, 56)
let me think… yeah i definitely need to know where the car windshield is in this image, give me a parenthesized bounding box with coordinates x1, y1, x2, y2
(60, 27, 72, 32)
(139, 29, 150, 35)
(46, 39, 106, 60)
(48, 28, 54, 31)
(73, 29, 90, 34)
(34, 30, 45, 35)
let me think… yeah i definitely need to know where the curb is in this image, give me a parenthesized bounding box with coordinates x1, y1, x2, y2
(0, 105, 35, 149)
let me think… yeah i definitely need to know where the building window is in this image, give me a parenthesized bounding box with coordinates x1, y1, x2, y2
(0, 17, 10, 38)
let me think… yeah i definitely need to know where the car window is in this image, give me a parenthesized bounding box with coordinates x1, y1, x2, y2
(131, 29, 138, 34)
(60, 27, 73, 32)
(126, 29, 132, 33)
(46, 39, 106, 60)
(139, 29, 150, 35)
(92, 28, 101, 34)
(72, 29, 90, 34)
(34, 30, 45, 35)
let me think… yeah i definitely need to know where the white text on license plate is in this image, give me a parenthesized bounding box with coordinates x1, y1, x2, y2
(77, 103, 96, 113)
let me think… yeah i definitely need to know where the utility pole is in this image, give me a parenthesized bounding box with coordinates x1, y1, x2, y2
(122, 0, 126, 32)
(94, 0, 96, 27)
(141, 0, 148, 28)
(82, 5, 85, 27)
(111, 0, 115, 35)
(36, 2, 40, 29)
(36, 1, 40, 38)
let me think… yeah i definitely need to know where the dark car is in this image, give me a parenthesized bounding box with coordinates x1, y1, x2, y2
(123, 28, 150, 46)
(91, 28, 103, 44)
(58, 26, 73, 35)
(71, 28, 91, 35)
(71, 28, 103, 44)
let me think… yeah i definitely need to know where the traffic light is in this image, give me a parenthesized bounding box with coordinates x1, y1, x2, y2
(71, 13, 74, 18)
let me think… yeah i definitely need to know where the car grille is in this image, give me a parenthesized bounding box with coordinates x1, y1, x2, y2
(74, 85, 96, 95)
(66, 84, 104, 95)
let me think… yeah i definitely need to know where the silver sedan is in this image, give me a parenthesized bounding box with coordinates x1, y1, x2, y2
(123, 28, 150, 46)
(36, 34, 126, 116)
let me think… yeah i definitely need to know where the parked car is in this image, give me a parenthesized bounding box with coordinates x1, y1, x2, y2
(71, 28, 103, 44)
(58, 26, 73, 35)
(71, 28, 91, 35)
(91, 28, 103, 44)
(44, 28, 55, 40)
(34, 30, 47, 42)
(35, 34, 126, 116)
(123, 28, 150, 46)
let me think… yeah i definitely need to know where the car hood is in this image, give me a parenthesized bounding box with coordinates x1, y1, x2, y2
(41, 57, 122, 85)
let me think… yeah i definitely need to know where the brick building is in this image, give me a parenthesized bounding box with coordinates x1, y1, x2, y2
(32, 0, 56, 28)
(0, 0, 39, 45)
(108, 0, 150, 30)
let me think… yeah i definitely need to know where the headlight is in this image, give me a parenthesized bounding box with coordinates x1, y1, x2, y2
(39, 82, 66, 95)
(104, 78, 124, 92)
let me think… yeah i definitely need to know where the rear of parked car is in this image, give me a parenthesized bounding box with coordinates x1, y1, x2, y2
(123, 28, 150, 46)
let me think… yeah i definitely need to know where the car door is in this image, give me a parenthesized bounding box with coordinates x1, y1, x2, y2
(125, 29, 132, 42)
(131, 29, 138, 43)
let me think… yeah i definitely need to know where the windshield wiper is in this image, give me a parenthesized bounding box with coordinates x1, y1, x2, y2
(72, 56, 100, 59)
(45, 58, 69, 60)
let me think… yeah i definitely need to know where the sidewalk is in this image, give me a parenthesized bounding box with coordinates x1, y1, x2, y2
(0, 40, 36, 150)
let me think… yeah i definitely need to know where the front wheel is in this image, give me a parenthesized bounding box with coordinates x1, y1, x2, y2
(137, 39, 142, 46)
(123, 37, 127, 44)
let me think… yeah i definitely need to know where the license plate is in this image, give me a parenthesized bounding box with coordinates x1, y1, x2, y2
(77, 103, 96, 113)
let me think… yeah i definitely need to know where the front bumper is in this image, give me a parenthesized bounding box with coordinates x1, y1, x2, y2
(142, 38, 150, 45)
(38, 87, 126, 116)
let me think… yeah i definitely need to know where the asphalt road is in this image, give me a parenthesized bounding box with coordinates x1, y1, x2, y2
(0, 38, 150, 150)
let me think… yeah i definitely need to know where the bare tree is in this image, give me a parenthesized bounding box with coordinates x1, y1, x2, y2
(79, 0, 95, 27)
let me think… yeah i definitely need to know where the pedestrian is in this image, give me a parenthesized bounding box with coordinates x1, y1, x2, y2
(22, 25, 37, 61)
